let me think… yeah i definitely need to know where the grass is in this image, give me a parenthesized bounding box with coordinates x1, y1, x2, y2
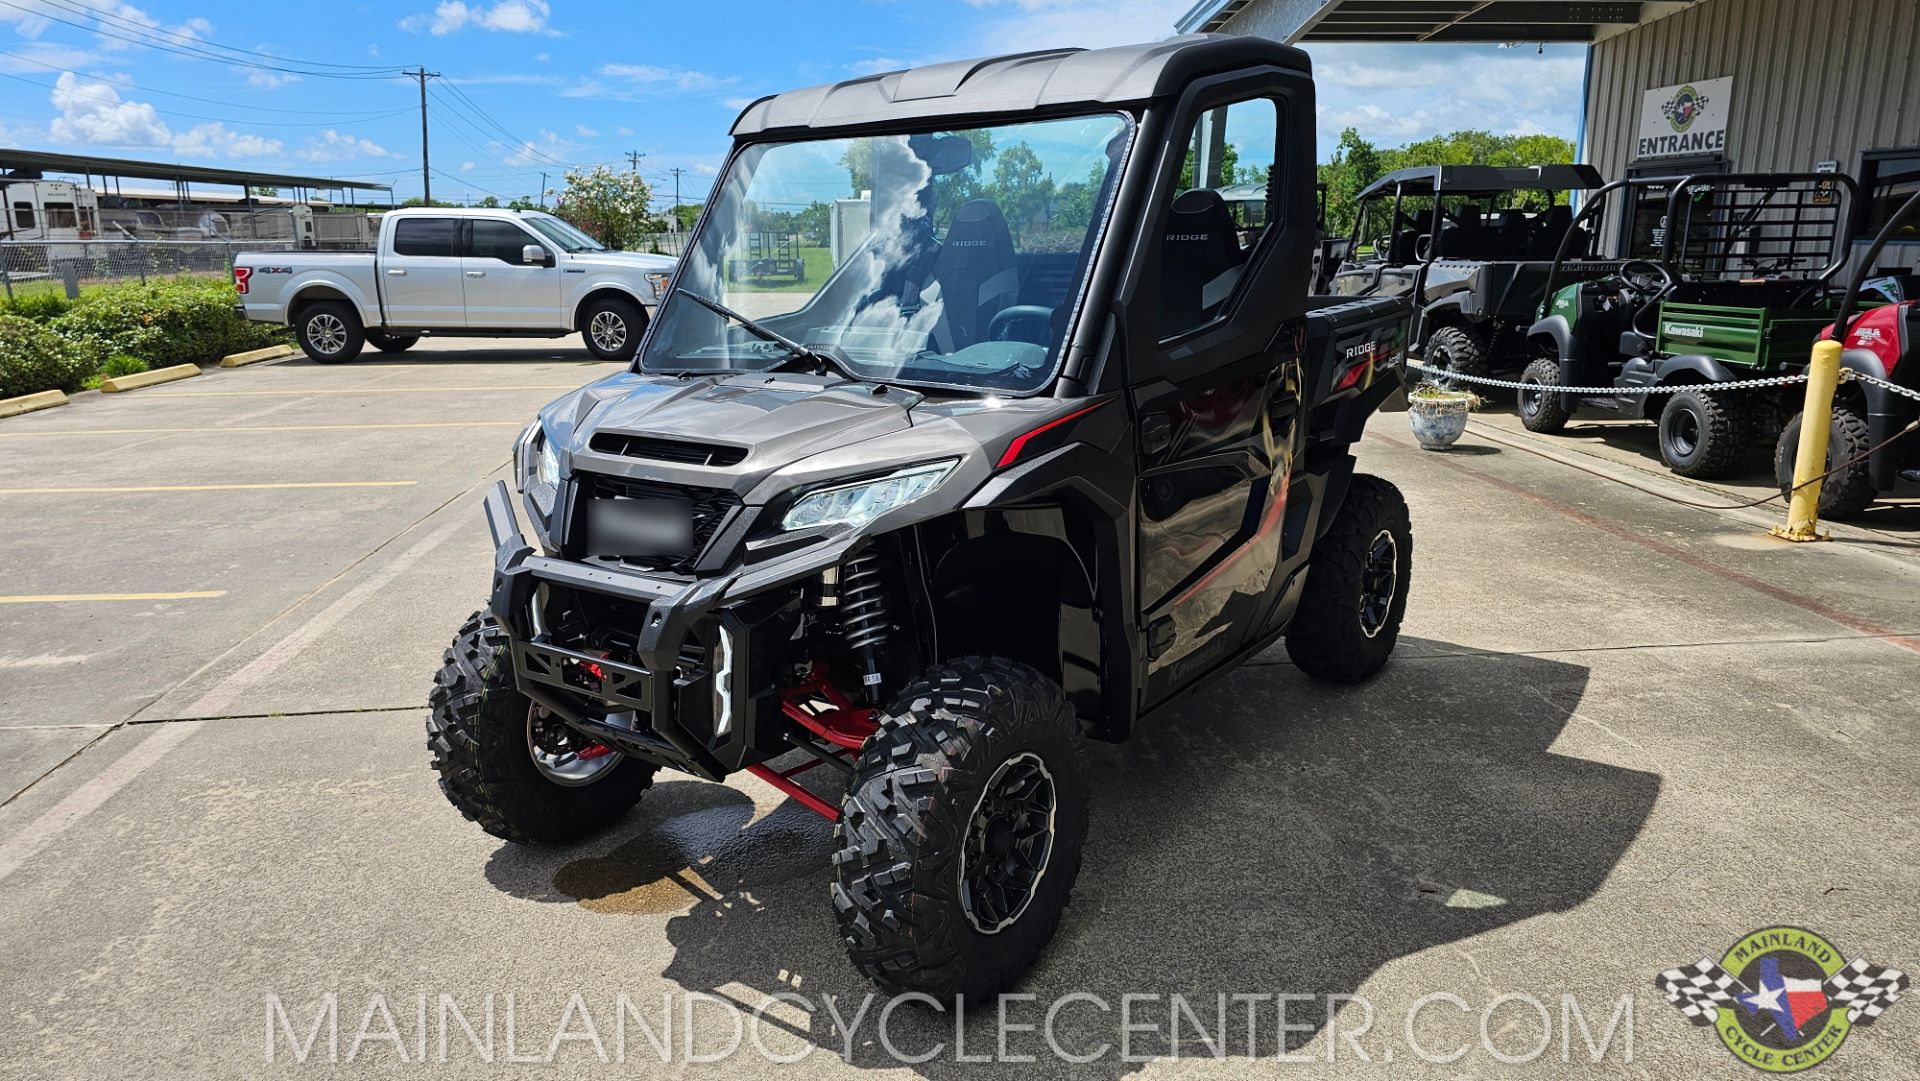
(723, 245, 836, 295)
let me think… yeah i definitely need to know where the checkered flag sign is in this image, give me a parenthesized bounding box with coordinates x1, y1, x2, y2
(1657, 958, 1742, 1026)
(1825, 958, 1909, 1025)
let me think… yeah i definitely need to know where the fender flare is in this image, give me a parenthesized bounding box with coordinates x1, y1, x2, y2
(1652, 353, 1740, 385)
(1527, 313, 1574, 363)
(569, 282, 653, 330)
(286, 275, 374, 324)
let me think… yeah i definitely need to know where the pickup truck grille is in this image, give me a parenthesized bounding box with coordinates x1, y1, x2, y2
(588, 433, 748, 468)
(580, 474, 740, 572)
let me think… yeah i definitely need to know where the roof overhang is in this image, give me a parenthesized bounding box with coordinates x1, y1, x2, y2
(1177, 0, 1704, 44)
(0, 147, 392, 193)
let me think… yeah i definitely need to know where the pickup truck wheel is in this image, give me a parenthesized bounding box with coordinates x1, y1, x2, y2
(296, 301, 365, 364)
(581, 298, 643, 361)
(832, 657, 1089, 1001)
(1422, 326, 1490, 388)
(1517, 356, 1572, 433)
(1285, 474, 1412, 684)
(1658, 387, 1745, 478)
(366, 332, 420, 353)
(426, 610, 655, 845)
(1773, 407, 1877, 519)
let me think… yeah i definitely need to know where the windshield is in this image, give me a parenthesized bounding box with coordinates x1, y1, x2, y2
(640, 113, 1132, 394)
(523, 213, 605, 252)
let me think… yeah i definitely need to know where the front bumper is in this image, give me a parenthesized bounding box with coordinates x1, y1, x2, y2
(482, 481, 788, 780)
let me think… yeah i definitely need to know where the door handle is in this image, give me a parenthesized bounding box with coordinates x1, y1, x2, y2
(1139, 412, 1174, 455)
(465, 270, 486, 278)
(386, 268, 406, 276)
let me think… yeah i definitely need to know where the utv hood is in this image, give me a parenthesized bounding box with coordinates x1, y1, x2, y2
(552, 372, 923, 496)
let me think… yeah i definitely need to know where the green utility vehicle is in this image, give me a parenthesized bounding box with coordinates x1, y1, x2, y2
(1519, 172, 1859, 479)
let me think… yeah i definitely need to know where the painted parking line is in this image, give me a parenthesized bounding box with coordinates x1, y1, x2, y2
(0, 481, 418, 495)
(0, 421, 525, 437)
(0, 591, 227, 604)
(0, 722, 202, 884)
(147, 385, 581, 397)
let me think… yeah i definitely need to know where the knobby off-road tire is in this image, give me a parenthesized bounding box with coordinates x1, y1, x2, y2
(1774, 407, 1876, 520)
(1423, 326, 1492, 387)
(366, 331, 420, 353)
(581, 297, 644, 362)
(1517, 355, 1573, 433)
(1658, 388, 1745, 479)
(1285, 474, 1413, 683)
(295, 300, 365, 364)
(832, 657, 1090, 1001)
(427, 610, 654, 844)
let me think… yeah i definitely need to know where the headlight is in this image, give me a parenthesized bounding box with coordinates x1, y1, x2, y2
(779, 460, 957, 531)
(516, 421, 562, 518)
(644, 271, 672, 297)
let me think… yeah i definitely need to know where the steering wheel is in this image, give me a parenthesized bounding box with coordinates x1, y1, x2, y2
(986, 305, 1053, 346)
(1616, 259, 1674, 295)
(1613, 259, 1675, 338)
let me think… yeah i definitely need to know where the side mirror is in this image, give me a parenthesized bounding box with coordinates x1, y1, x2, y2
(522, 244, 549, 266)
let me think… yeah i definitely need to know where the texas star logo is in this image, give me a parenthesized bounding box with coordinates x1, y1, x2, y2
(1661, 84, 1710, 132)
(1658, 926, 1907, 1073)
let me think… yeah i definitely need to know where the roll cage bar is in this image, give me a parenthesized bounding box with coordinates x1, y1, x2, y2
(1537, 171, 1862, 310)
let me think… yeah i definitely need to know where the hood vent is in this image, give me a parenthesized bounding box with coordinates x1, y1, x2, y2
(588, 432, 748, 468)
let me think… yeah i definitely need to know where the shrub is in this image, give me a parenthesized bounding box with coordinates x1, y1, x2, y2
(0, 291, 76, 323)
(103, 353, 149, 378)
(0, 313, 97, 397)
(50, 278, 286, 370)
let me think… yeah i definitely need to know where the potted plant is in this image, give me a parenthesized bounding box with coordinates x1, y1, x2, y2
(1405, 383, 1482, 451)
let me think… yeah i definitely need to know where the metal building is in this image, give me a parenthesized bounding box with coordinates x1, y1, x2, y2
(1177, 0, 1920, 271)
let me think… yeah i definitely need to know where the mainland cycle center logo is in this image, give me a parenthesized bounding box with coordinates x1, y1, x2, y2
(1661, 83, 1710, 131)
(1657, 926, 1907, 1072)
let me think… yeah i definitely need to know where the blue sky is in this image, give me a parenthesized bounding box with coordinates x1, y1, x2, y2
(0, 0, 1588, 209)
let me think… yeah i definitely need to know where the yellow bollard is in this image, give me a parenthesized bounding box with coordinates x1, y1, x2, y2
(1771, 338, 1844, 543)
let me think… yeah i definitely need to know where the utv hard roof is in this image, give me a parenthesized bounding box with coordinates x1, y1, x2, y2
(730, 33, 1310, 138)
(1356, 164, 1604, 200)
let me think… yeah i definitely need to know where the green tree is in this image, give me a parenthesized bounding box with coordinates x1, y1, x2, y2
(551, 165, 657, 249)
(507, 196, 539, 211)
(991, 141, 1054, 239)
(477, 195, 500, 208)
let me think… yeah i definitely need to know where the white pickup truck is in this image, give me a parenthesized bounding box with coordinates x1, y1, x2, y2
(233, 207, 676, 363)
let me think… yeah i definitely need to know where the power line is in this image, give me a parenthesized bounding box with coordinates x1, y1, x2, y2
(32, 0, 400, 71)
(0, 68, 411, 129)
(434, 78, 572, 168)
(1, 0, 407, 78)
(0, 50, 415, 117)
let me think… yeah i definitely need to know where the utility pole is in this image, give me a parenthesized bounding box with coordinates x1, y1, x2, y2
(669, 166, 685, 232)
(539, 171, 548, 209)
(625, 150, 645, 172)
(410, 66, 441, 204)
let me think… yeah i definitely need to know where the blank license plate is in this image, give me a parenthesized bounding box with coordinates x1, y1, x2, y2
(586, 497, 694, 557)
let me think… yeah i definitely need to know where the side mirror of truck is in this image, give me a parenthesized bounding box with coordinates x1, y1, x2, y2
(522, 244, 550, 266)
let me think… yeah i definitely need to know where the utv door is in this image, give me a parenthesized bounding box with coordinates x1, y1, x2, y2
(1126, 78, 1313, 706)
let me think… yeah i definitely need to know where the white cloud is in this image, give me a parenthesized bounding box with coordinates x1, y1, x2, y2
(245, 68, 300, 88)
(560, 63, 735, 103)
(400, 0, 553, 35)
(615, 125, 634, 137)
(720, 96, 754, 111)
(968, 0, 1186, 53)
(574, 123, 598, 137)
(298, 129, 393, 162)
(460, 161, 475, 171)
(845, 57, 905, 76)
(1311, 43, 1584, 156)
(534, 51, 549, 62)
(46, 71, 282, 158)
(504, 128, 574, 166)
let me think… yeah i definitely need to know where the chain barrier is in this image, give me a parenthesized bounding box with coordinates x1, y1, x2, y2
(1402, 361, 1811, 396)
(1401, 361, 1920, 514)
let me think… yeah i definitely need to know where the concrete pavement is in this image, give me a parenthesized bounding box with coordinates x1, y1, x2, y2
(1, 342, 1916, 1079)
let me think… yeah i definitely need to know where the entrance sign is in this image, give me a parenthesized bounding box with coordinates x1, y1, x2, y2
(1636, 77, 1733, 159)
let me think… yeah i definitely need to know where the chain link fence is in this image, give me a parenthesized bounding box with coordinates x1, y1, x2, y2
(0, 239, 297, 301)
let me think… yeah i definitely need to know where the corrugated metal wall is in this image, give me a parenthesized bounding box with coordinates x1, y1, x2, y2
(1585, 0, 1920, 267)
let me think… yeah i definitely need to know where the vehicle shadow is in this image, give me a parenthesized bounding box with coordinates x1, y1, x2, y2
(484, 637, 1660, 1075)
